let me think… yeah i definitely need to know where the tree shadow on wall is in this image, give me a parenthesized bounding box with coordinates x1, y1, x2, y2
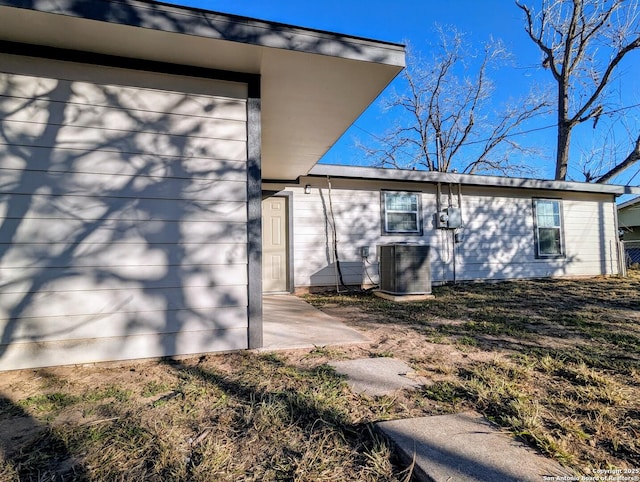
(304, 182, 600, 289)
(0, 0, 402, 368)
(0, 55, 247, 366)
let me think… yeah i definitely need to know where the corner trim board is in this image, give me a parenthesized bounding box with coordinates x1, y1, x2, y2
(247, 92, 263, 349)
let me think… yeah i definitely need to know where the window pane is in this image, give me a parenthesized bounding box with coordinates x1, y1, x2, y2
(383, 192, 421, 234)
(536, 200, 560, 227)
(387, 213, 418, 232)
(538, 214, 557, 228)
(538, 227, 562, 255)
(533, 199, 563, 257)
(386, 193, 417, 212)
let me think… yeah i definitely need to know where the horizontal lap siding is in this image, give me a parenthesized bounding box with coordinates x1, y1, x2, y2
(291, 188, 383, 286)
(619, 204, 640, 240)
(286, 182, 438, 287)
(0, 54, 249, 370)
(451, 194, 537, 280)
(269, 179, 618, 288)
(455, 189, 618, 280)
(562, 197, 618, 276)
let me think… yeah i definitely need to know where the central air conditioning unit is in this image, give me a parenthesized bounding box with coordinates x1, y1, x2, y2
(378, 244, 431, 295)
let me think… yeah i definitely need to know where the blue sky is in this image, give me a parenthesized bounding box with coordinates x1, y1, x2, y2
(170, 0, 640, 185)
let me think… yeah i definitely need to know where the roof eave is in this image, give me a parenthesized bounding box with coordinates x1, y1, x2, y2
(307, 164, 640, 196)
(0, 0, 406, 65)
(618, 196, 640, 209)
(0, 0, 406, 180)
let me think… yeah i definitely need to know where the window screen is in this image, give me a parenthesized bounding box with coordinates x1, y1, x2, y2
(533, 199, 564, 258)
(382, 191, 422, 234)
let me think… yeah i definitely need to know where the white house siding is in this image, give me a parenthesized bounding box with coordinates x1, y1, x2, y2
(0, 53, 250, 370)
(618, 200, 640, 241)
(265, 177, 619, 289)
(451, 187, 619, 281)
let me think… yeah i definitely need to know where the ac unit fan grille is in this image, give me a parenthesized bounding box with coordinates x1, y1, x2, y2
(379, 244, 431, 295)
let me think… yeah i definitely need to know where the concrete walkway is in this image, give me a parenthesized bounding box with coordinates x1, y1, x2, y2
(377, 412, 574, 482)
(329, 357, 429, 397)
(260, 296, 573, 481)
(261, 294, 368, 350)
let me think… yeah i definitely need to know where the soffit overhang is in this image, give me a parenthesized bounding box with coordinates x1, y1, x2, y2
(0, 0, 405, 179)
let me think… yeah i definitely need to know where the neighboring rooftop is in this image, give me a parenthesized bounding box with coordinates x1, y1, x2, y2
(618, 196, 640, 209)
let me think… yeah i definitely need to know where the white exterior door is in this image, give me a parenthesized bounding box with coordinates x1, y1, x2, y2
(262, 197, 289, 292)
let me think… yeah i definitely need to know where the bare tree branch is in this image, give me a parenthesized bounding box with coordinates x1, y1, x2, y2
(595, 133, 640, 182)
(518, 0, 640, 180)
(517, 1, 562, 81)
(361, 28, 549, 176)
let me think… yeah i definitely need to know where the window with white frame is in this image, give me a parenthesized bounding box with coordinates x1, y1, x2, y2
(382, 191, 422, 235)
(533, 198, 564, 258)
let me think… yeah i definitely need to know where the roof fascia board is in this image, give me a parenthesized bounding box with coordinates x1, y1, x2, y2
(0, 0, 405, 66)
(307, 164, 640, 196)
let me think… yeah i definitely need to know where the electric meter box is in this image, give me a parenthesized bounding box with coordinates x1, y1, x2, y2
(436, 211, 448, 229)
(436, 207, 462, 229)
(446, 207, 462, 229)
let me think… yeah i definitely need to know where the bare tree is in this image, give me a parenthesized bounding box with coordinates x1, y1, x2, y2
(361, 27, 549, 175)
(517, 0, 640, 181)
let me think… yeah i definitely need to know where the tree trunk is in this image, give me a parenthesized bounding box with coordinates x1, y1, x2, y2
(555, 82, 571, 181)
(555, 121, 572, 180)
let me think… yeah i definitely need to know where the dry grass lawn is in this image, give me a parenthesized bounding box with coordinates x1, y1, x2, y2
(1, 273, 639, 480)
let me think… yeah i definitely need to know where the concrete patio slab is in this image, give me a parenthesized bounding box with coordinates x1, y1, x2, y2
(329, 357, 428, 396)
(261, 295, 368, 350)
(377, 412, 574, 482)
